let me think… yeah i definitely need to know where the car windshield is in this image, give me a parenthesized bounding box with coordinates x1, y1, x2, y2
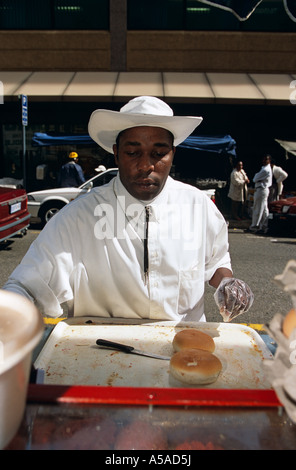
(80, 169, 118, 190)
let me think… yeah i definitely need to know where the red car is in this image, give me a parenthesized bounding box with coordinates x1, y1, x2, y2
(268, 196, 296, 234)
(0, 187, 30, 243)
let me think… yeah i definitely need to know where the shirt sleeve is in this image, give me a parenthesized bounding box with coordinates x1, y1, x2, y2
(273, 166, 288, 183)
(204, 198, 232, 282)
(2, 212, 75, 318)
(253, 167, 269, 183)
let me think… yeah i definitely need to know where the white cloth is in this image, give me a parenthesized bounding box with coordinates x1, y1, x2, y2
(250, 187, 270, 231)
(253, 163, 272, 189)
(3, 175, 231, 321)
(273, 165, 288, 184)
(273, 165, 288, 197)
(228, 168, 249, 202)
(250, 163, 272, 231)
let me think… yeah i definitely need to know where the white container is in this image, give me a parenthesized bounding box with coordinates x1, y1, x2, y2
(0, 290, 44, 449)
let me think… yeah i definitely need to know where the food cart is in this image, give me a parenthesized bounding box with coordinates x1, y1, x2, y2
(4, 316, 296, 451)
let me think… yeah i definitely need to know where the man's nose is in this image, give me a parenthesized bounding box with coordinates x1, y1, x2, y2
(137, 153, 154, 173)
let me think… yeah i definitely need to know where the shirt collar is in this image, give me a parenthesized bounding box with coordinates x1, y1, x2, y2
(114, 174, 170, 222)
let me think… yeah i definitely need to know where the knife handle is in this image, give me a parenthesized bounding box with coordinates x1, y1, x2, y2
(96, 339, 134, 353)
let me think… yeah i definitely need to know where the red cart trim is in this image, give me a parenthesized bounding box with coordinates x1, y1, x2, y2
(27, 384, 282, 408)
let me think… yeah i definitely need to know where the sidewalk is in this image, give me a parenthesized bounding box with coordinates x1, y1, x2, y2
(227, 217, 250, 231)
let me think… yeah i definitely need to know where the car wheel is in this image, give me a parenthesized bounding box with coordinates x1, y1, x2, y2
(39, 201, 66, 225)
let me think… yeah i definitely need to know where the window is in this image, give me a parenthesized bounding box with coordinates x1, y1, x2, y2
(185, 1, 238, 31)
(0, 0, 109, 30)
(127, 0, 296, 32)
(54, 0, 109, 29)
(127, 0, 184, 30)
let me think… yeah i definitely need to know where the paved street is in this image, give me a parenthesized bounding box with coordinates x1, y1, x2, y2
(205, 227, 296, 324)
(1, 223, 295, 326)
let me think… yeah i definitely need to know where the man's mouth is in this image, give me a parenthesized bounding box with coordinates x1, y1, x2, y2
(135, 179, 156, 188)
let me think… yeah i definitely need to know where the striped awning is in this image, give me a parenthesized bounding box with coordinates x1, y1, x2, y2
(1, 71, 295, 104)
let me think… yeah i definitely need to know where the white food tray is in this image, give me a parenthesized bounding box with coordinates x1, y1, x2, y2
(34, 318, 273, 389)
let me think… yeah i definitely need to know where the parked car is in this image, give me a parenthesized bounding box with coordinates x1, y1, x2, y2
(27, 167, 216, 225)
(268, 196, 296, 234)
(27, 168, 118, 225)
(0, 186, 30, 243)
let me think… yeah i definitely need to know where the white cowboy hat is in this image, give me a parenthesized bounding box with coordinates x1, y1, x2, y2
(88, 96, 203, 153)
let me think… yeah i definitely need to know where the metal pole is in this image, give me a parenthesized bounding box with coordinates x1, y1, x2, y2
(22, 124, 26, 189)
(19, 94, 28, 189)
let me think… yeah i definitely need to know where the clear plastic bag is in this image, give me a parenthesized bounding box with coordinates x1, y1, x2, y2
(214, 277, 254, 322)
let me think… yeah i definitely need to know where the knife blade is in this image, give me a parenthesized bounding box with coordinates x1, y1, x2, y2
(96, 339, 171, 360)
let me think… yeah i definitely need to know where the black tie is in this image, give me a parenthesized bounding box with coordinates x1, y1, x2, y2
(144, 206, 151, 284)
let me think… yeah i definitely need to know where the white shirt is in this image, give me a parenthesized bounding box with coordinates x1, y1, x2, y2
(272, 165, 288, 183)
(253, 164, 272, 189)
(3, 175, 231, 322)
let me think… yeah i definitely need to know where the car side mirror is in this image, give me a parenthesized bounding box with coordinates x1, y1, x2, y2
(84, 181, 93, 190)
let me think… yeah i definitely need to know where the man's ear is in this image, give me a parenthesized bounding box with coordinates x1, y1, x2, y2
(172, 146, 176, 161)
(113, 144, 118, 165)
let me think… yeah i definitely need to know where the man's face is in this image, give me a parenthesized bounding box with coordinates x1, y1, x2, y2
(113, 126, 175, 200)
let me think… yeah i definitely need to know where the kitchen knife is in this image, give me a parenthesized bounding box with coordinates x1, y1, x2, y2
(96, 339, 171, 360)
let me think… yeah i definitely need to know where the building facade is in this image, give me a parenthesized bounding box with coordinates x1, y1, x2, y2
(0, 0, 295, 192)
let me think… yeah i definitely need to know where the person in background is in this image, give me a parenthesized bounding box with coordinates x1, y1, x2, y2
(58, 151, 85, 187)
(227, 161, 249, 220)
(247, 154, 272, 234)
(94, 164, 107, 174)
(2, 96, 253, 323)
(269, 161, 288, 202)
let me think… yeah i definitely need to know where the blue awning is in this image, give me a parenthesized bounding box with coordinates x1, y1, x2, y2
(179, 135, 236, 155)
(32, 133, 93, 147)
(32, 132, 236, 156)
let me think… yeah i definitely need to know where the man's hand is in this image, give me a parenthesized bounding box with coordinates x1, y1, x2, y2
(214, 277, 254, 322)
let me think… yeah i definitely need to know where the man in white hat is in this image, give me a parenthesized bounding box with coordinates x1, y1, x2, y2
(3, 96, 253, 322)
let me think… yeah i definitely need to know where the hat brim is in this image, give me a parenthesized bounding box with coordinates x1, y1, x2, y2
(88, 109, 203, 153)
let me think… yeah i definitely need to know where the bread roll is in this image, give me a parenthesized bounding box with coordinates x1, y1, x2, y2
(170, 349, 222, 385)
(173, 328, 215, 353)
(282, 308, 296, 338)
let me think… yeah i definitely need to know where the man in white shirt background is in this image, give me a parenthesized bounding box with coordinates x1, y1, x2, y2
(269, 161, 288, 202)
(2, 96, 253, 323)
(248, 154, 273, 234)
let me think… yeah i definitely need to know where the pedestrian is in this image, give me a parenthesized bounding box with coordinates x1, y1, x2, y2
(247, 154, 272, 234)
(2, 96, 253, 323)
(269, 161, 288, 202)
(58, 151, 85, 187)
(227, 160, 249, 220)
(94, 165, 107, 173)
